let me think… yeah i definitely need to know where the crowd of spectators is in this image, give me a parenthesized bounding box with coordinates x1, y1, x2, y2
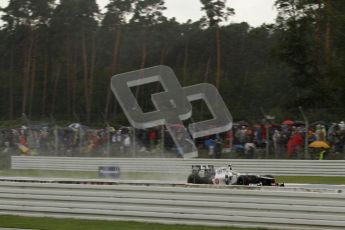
(0, 120, 345, 159)
(0, 123, 130, 157)
(225, 120, 345, 160)
(0, 123, 177, 157)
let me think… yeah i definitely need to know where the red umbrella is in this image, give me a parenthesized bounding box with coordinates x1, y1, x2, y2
(282, 120, 294, 125)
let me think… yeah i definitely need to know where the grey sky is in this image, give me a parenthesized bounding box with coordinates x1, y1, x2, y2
(99, 0, 277, 27)
(0, 0, 277, 27)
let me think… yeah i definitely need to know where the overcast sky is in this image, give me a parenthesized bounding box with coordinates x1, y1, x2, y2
(0, 0, 277, 27)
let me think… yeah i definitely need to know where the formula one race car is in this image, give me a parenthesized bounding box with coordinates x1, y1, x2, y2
(187, 164, 283, 186)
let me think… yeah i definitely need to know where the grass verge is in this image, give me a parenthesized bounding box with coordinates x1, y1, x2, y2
(276, 176, 345, 184)
(0, 215, 267, 230)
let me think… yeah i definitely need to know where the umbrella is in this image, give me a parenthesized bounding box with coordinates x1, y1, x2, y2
(68, 123, 88, 130)
(309, 141, 330, 149)
(282, 120, 294, 125)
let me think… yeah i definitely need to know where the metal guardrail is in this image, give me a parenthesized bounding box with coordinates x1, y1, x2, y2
(0, 181, 344, 230)
(11, 156, 345, 176)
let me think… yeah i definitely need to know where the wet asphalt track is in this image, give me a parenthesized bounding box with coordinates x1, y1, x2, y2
(0, 178, 344, 230)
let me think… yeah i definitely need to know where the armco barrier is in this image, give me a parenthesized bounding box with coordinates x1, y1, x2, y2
(0, 181, 344, 230)
(11, 156, 345, 176)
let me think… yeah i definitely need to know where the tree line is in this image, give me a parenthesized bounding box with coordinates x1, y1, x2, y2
(0, 0, 344, 125)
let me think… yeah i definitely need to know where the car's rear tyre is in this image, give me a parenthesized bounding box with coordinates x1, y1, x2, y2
(187, 174, 197, 183)
(261, 175, 275, 185)
(187, 174, 206, 184)
(237, 176, 248, 185)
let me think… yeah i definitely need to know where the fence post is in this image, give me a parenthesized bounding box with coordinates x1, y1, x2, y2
(101, 113, 111, 157)
(106, 128, 110, 157)
(260, 108, 273, 159)
(132, 127, 136, 157)
(54, 125, 59, 156)
(50, 115, 58, 156)
(78, 126, 83, 155)
(161, 125, 165, 157)
(299, 106, 310, 159)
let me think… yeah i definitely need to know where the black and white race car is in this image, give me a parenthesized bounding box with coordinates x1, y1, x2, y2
(187, 164, 283, 186)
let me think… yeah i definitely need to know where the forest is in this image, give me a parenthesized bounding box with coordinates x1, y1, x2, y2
(0, 0, 344, 125)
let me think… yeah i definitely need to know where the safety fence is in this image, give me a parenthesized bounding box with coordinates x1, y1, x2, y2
(0, 181, 344, 230)
(11, 156, 345, 176)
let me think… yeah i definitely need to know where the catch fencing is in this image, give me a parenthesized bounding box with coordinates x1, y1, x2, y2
(0, 180, 344, 230)
(11, 156, 345, 176)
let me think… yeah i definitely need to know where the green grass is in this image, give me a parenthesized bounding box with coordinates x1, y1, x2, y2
(276, 176, 345, 184)
(1, 169, 345, 184)
(0, 169, 186, 181)
(0, 215, 267, 230)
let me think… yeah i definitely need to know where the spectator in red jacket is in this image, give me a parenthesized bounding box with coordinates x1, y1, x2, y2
(287, 128, 303, 158)
(148, 129, 157, 151)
